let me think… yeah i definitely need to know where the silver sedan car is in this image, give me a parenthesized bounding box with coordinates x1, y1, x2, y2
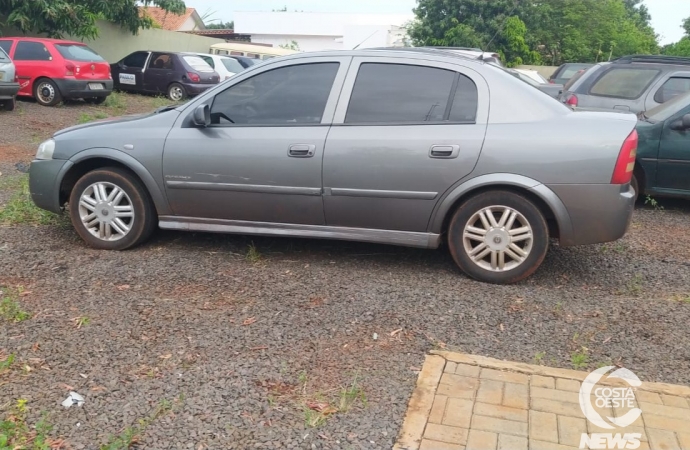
(28, 49, 637, 284)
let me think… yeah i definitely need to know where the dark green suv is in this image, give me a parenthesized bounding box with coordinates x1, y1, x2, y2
(635, 90, 690, 200)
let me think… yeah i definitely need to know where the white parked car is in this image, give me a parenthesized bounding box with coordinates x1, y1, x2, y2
(192, 53, 246, 80)
(514, 69, 549, 84)
(423, 47, 503, 66)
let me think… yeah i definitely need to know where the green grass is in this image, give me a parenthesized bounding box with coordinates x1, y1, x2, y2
(619, 274, 644, 296)
(99, 396, 181, 449)
(0, 288, 30, 322)
(533, 351, 546, 365)
(150, 95, 179, 109)
(571, 347, 590, 369)
(78, 112, 108, 123)
(0, 399, 54, 450)
(0, 353, 15, 371)
(0, 175, 66, 226)
(246, 241, 262, 263)
(103, 91, 125, 109)
(338, 374, 367, 413)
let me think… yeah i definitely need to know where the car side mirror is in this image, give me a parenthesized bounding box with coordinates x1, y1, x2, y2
(670, 114, 690, 131)
(192, 104, 211, 127)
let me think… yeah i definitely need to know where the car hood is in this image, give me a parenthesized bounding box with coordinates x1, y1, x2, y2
(53, 107, 182, 137)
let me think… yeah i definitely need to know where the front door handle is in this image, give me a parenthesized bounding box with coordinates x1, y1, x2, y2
(429, 144, 460, 159)
(288, 144, 316, 158)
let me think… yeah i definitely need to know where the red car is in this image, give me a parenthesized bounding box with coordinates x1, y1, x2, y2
(0, 37, 112, 106)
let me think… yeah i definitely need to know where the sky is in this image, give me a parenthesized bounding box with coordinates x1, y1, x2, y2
(186, 0, 690, 45)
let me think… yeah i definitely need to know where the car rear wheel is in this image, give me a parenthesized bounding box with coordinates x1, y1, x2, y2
(34, 78, 62, 106)
(167, 83, 186, 101)
(631, 174, 640, 203)
(447, 190, 549, 284)
(2, 96, 15, 111)
(68, 168, 156, 250)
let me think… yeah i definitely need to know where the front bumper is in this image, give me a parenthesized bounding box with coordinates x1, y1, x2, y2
(547, 183, 635, 246)
(181, 82, 215, 96)
(53, 79, 114, 99)
(0, 81, 19, 100)
(29, 159, 72, 214)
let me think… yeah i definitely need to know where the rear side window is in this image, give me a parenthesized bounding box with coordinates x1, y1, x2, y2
(149, 53, 174, 70)
(14, 41, 52, 61)
(654, 77, 690, 103)
(0, 40, 11, 54)
(122, 52, 149, 68)
(55, 44, 104, 62)
(345, 63, 477, 124)
(589, 68, 659, 99)
(200, 56, 215, 69)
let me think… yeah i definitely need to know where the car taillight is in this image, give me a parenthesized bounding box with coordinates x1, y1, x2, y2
(611, 130, 638, 184)
(187, 72, 200, 82)
(565, 94, 578, 106)
(549, 79, 555, 84)
(65, 63, 75, 76)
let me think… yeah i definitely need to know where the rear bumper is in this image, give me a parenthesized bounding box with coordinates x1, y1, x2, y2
(547, 183, 635, 246)
(0, 81, 19, 99)
(181, 82, 215, 96)
(53, 79, 113, 99)
(29, 159, 72, 214)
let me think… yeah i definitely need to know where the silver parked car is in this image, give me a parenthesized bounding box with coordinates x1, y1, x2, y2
(28, 49, 638, 284)
(0, 46, 19, 111)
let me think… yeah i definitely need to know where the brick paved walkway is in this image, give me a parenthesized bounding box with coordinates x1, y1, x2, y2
(395, 352, 690, 450)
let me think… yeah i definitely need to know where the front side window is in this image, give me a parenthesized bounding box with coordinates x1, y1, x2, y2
(589, 68, 659, 99)
(654, 77, 690, 103)
(345, 63, 477, 124)
(14, 41, 52, 61)
(211, 62, 339, 125)
(122, 52, 149, 69)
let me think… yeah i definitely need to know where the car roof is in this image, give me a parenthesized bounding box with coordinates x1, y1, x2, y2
(271, 48, 486, 65)
(0, 36, 85, 46)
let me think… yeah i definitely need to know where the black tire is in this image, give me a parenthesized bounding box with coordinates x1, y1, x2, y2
(85, 97, 107, 105)
(68, 167, 156, 250)
(33, 78, 62, 106)
(2, 96, 15, 111)
(447, 190, 549, 284)
(631, 174, 640, 203)
(167, 83, 187, 101)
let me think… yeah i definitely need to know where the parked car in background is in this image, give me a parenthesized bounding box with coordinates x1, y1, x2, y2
(192, 53, 245, 80)
(209, 42, 298, 60)
(560, 55, 690, 113)
(515, 69, 549, 84)
(549, 63, 594, 85)
(633, 90, 690, 201)
(111, 51, 220, 101)
(506, 68, 563, 98)
(226, 55, 261, 69)
(0, 46, 19, 111)
(0, 37, 112, 106)
(423, 47, 503, 66)
(29, 49, 637, 284)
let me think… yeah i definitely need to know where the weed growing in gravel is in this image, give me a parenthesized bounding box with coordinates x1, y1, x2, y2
(151, 96, 181, 109)
(645, 195, 663, 211)
(73, 316, 90, 328)
(671, 294, 690, 304)
(0, 399, 56, 450)
(0, 288, 30, 322)
(303, 407, 328, 427)
(246, 242, 262, 263)
(338, 374, 367, 413)
(571, 347, 589, 369)
(0, 353, 15, 371)
(534, 351, 546, 365)
(0, 176, 66, 226)
(104, 91, 125, 110)
(299, 373, 367, 428)
(619, 274, 644, 296)
(78, 112, 108, 123)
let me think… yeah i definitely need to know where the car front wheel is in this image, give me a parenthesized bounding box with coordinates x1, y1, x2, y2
(68, 168, 156, 250)
(447, 190, 549, 284)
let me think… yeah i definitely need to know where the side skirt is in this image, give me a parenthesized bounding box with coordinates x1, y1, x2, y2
(158, 216, 442, 249)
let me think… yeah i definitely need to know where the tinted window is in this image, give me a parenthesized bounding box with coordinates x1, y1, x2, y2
(564, 69, 586, 90)
(590, 68, 659, 99)
(14, 41, 52, 61)
(55, 44, 104, 62)
(149, 53, 174, 70)
(122, 52, 149, 68)
(449, 75, 479, 122)
(558, 64, 592, 80)
(0, 40, 11, 54)
(654, 77, 690, 103)
(211, 63, 339, 125)
(345, 64, 456, 123)
(200, 56, 215, 68)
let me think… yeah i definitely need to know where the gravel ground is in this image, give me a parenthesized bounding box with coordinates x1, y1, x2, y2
(1, 97, 690, 449)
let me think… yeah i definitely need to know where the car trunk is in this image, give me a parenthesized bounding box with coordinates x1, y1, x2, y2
(182, 55, 220, 85)
(54, 44, 110, 85)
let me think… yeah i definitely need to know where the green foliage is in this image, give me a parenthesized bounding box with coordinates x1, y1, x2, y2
(662, 37, 690, 57)
(0, 0, 187, 39)
(409, 0, 659, 66)
(206, 21, 234, 30)
(279, 40, 300, 51)
(0, 175, 64, 226)
(1, 287, 30, 322)
(0, 400, 53, 450)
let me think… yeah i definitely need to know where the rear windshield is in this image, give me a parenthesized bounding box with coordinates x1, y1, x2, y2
(183, 55, 214, 72)
(221, 57, 244, 74)
(589, 68, 660, 99)
(55, 44, 104, 62)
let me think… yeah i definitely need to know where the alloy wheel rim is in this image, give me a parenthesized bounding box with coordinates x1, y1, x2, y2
(78, 182, 134, 241)
(37, 82, 55, 104)
(170, 87, 183, 101)
(462, 205, 533, 272)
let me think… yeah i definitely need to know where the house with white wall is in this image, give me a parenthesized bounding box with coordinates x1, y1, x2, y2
(233, 12, 413, 52)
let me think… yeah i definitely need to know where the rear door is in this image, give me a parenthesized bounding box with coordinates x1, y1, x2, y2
(656, 104, 690, 192)
(113, 51, 150, 92)
(144, 52, 175, 93)
(322, 57, 488, 232)
(12, 40, 55, 97)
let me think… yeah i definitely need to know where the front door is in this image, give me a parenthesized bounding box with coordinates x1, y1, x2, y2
(162, 57, 350, 225)
(656, 105, 690, 192)
(113, 51, 150, 92)
(322, 58, 489, 232)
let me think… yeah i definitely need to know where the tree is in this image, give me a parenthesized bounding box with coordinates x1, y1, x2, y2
(659, 16, 690, 57)
(206, 21, 234, 30)
(0, 0, 186, 40)
(279, 40, 300, 51)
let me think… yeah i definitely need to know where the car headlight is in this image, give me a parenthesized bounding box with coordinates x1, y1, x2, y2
(36, 139, 55, 160)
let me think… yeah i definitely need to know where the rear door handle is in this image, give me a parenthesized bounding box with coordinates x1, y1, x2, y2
(429, 145, 460, 159)
(288, 144, 316, 158)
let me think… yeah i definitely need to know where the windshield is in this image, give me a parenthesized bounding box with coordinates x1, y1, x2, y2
(55, 44, 104, 62)
(645, 91, 690, 121)
(183, 55, 214, 72)
(221, 57, 244, 74)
